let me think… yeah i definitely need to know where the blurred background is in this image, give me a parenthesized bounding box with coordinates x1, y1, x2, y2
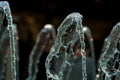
(4, 0, 120, 79)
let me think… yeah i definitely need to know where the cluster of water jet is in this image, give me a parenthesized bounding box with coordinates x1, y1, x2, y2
(2, 1, 120, 80)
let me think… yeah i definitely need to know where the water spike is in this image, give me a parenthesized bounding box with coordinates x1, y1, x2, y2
(26, 24, 56, 80)
(0, 1, 17, 80)
(83, 26, 96, 78)
(45, 12, 87, 80)
(99, 22, 120, 80)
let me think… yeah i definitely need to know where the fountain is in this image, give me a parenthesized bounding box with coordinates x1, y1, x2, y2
(1, 1, 120, 80)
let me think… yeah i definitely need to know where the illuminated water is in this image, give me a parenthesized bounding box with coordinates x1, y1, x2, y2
(98, 23, 120, 80)
(0, 1, 17, 80)
(45, 12, 87, 80)
(0, 1, 120, 80)
(26, 24, 56, 80)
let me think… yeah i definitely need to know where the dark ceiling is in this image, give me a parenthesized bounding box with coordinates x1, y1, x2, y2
(7, 0, 120, 22)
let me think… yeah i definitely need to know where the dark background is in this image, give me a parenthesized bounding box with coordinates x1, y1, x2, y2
(4, 0, 120, 79)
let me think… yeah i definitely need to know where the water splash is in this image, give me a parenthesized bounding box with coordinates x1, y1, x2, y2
(26, 24, 56, 80)
(0, 1, 17, 80)
(45, 12, 87, 80)
(99, 22, 120, 80)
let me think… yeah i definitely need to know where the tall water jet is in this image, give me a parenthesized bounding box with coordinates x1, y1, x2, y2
(0, 1, 17, 80)
(45, 12, 87, 80)
(99, 22, 120, 80)
(27, 24, 56, 80)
